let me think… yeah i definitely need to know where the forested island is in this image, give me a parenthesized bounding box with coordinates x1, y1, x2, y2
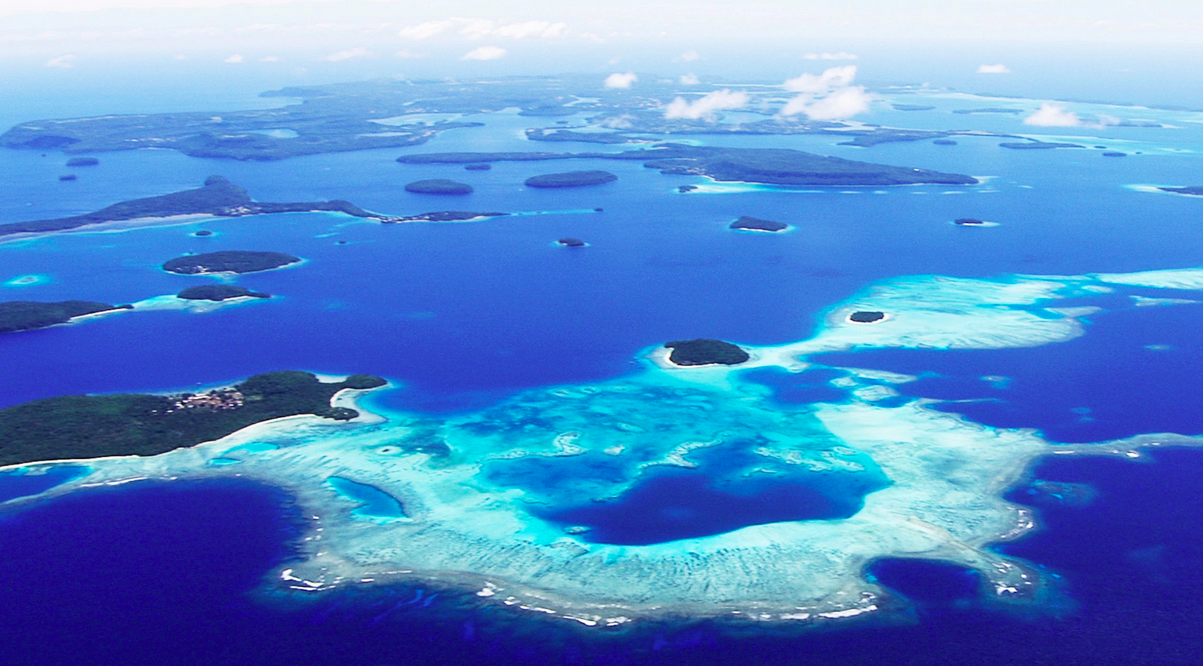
(400, 144, 978, 187)
(163, 250, 301, 275)
(0, 372, 387, 466)
(730, 216, 788, 232)
(849, 311, 886, 323)
(405, 179, 474, 194)
(0, 300, 132, 334)
(664, 339, 750, 366)
(1159, 186, 1203, 196)
(177, 285, 271, 301)
(0, 176, 406, 238)
(525, 171, 618, 188)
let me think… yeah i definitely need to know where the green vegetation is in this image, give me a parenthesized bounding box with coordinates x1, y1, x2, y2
(404, 179, 474, 194)
(664, 339, 750, 366)
(849, 311, 886, 323)
(176, 285, 271, 301)
(163, 250, 301, 275)
(730, 216, 788, 232)
(525, 170, 618, 188)
(0, 301, 131, 334)
(0, 371, 387, 466)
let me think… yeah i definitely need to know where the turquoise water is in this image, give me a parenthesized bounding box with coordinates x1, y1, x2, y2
(327, 476, 407, 521)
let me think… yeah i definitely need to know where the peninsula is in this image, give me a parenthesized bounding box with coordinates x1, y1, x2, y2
(0, 176, 406, 238)
(1159, 186, 1203, 196)
(177, 285, 271, 301)
(163, 251, 301, 275)
(524, 171, 617, 188)
(664, 338, 751, 366)
(399, 144, 978, 187)
(0, 371, 387, 466)
(0, 300, 132, 334)
(730, 216, 788, 232)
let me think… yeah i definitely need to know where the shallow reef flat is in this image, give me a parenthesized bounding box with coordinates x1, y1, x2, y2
(10, 266, 1203, 627)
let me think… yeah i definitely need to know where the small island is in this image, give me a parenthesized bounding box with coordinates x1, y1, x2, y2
(678, 185, 698, 193)
(664, 338, 750, 366)
(177, 285, 271, 301)
(933, 139, 958, 146)
(525, 171, 618, 188)
(65, 157, 99, 167)
(59, 174, 77, 181)
(194, 230, 214, 237)
(730, 216, 788, 232)
(892, 104, 936, 111)
(556, 237, 586, 247)
(1, 300, 132, 334)
(0, 176, 407, 238)
(0, 371, 387, 466)
(464, 163, 492, 171)
(404, 179, 474, 195)
(999, 141, 1084, 150)
(1159, 186, 1203, 196)
(163, 250, 301, 275)
(1102, 152, 1127, 157)
(954, 218, 987, 226)
(383, 210, 507, 223)
(848, 311, 886, 323)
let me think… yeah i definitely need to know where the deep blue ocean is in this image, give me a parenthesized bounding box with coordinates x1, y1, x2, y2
(3, 75, 1203, 664)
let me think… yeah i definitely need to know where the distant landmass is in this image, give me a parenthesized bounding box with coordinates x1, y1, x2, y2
(730, 216, 788, 232)
(891, 104, 935, 111)
(999, 141, 1084, 150)
(177, 285, 271, 301)
(952, 108, 1024, 115)
(400, 144, 978, 187)
(1160, 186, 1203, 196)
(0, 176, 406, 238)
(525, 171, 618, 188)
(0, 371, 386, 466)
(0, 300, 131, 334)
(664, 339, 750, 366)
(163, 250, 301, 275)
(66, 157, 99, 167)
(405, 179, 474, 195)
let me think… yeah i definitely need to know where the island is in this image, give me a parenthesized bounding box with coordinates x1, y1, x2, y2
(891, 104, 936, 111)
(382, 210, 507, 223)
(933, 139, 958, 146)
(0, 300, 132, 334)
(678, 185, 698, 193)
(464, 163, 491, 171)
(556, 237, 586, 247)
(999, 141, 1084, 150)
(404, 179, 474, 195)
(65, 157, 99, 167)
(663, 338, 750, 366)
(848, 311, 886, 323)
(1102, 152, 1127, 157)
(0, 176, 408, 238)
(1159, 186, 1203, 196)
(954, 218, 987, 226)
(952, 108, 1024, 115)
(730, 216, 789, 232)
(163, 250, 301, 275)
(194, 230, 214, 237)
(177, 285, 271, 301)
(58, 174, 77, 181)
(524, 171, 618, 188)
(400, 144, 978, 187)
(0, 371, 387, 466)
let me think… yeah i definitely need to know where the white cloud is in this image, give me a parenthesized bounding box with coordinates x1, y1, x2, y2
(664, 89, 749, 120)
(1024, 103, 1080, 127)
(461, 45, 506, 61)
(676, 50, 700, 62)
(459, 19, 495, 40)
(783, 65, 857, 93)
(604, 71, 637, 89)
(394, 49, 427, 59)
(43, 53, 75, 68)
(493, 21, 566, 39)
(804, 52, 857, 60)
(977, 63, 1011, 74)
(223, 53, 243, 63)
(600, 115, 634, 129)
(398, 20, 452, 40)
(781, 85, 873, 120)
(323, 47, 368, 62)
(679, 73, 700, 85)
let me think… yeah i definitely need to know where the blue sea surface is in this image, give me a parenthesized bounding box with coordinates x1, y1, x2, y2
(4, 77, 1203, 664)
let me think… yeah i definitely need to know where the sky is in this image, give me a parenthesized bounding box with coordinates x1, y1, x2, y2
(1, 0, 1202, 108)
